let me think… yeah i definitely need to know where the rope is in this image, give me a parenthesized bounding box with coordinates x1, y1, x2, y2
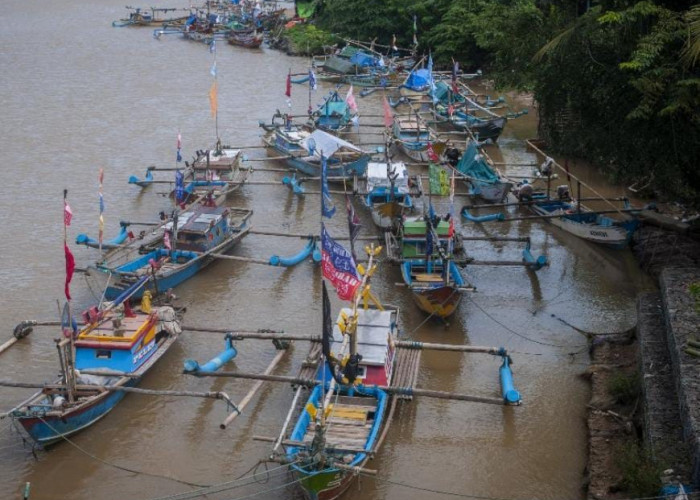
(466, 296, 588, 350)
(37, 416, 208, 488)
(550, 313, 636, 338)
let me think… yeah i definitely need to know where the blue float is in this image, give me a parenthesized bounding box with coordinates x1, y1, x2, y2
(269, 237, 319, 267)
(460, 207, 505, 222)
(76, 223, 131, 249)
(522, 241, 547, 271)
(128, 169, 154, 188)
(282, 174, 306, 196)
(499, 353, 521, 405)
(183, 334, 237, 373)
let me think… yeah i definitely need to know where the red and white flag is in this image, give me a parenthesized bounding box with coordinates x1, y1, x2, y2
(382, 96, 393, 127)
(285, 71, 291, 98)
(64, 243, 75, 300)
(346, 85, 358, 113)
(163, 230, 171, 250)
(64, 201, 73, 227)
(177, 131, 182, 150)
(427, 142, 439, 162)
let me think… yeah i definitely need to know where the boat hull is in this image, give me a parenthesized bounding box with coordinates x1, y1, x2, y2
(410, 284, 463, 318)
(294, 468, 357, 500)
(264, 136, 368, 178)
(467, 179, 513, 203)
(16, 383, 131, 446)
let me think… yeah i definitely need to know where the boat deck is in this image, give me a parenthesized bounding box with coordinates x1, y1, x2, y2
(303, 397, 377, 451)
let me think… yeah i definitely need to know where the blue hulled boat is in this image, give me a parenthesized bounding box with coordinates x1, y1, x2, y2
(94, 205, 252, 300)
(311, 91, 357, 132)
(261, 124, 368, 179)
(9, 280, 182, 446)
(453, 140, 513, 202)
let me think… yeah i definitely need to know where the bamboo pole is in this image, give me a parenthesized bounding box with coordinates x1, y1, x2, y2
(396, 341, 505, 355)
(0, 380, 235, 405)
(221, 348, 288, 429)
(186, 371, 506, 405)
(209, 253, 271, 265)
(493, 208, 638, 223)
(253, 435, 371, 455)
(462, 197, 628, 210)
(0, 337, 22, 356)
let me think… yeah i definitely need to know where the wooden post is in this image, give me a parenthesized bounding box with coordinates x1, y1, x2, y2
(220, 348, 288, 429)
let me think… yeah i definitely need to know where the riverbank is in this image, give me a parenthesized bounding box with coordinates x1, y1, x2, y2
(585, 221, 700, 499)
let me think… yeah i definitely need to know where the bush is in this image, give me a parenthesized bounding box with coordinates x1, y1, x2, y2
(616, 441, 662, 497)
(607, 371, 640, 405)
(285, 24, 337, 56)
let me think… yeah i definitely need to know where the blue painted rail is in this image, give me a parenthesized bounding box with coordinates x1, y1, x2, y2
(183, 333, 238, 373)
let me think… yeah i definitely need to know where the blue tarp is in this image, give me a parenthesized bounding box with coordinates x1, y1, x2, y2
(405, 69, 431, 91)
(349, 52, 377, 67)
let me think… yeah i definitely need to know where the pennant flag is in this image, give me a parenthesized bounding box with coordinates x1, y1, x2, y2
(99, 192, 104, 214)
(285, 71, 291, 97)
(413, 14, 417, 33)
(345, 85, 358, 113)
(427, 54, 435, 94)
(98, 168, 105, 246)
(64, 201, 73, 227)
(321, 156, 336, 218)
(391, 34, 397, 52)
(209, 81, 218, 117)
(345, 195, 362, 261)
(309, 69, 317, 90)
(177, 149, 182, 162)
(451, 60, 460, 93)
(427, 142, 439, 162)
(177, 131, 182, 162)
(163, 230, 171, 250)
(321, 280, 333, 361)
(351, 115, 360, 132)
(175, 170, 184, 202)
(64, 243, 75, 300)
(429, 163, 450, 196)
(210, 61, 217, 78)
(321, 224, 361, 301)
(61, 302, 78, 338)
(209, 39, 216, 54)
(383, 97, 393, 127)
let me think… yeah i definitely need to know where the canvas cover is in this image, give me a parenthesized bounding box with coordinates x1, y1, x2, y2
(301, 129, 364, 158)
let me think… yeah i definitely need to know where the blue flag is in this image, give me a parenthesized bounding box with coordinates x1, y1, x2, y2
(175, 170, 184, 202)
(321, 156, 336, 218)
(176, 148, 182, 162)
(309, 69, 317, 90)
(209, 39, 216, 54)
(99, 192, 104, 213)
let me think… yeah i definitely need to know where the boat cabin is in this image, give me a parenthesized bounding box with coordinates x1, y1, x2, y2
(171, 205, 231, 252)
(366, 162, 411, 204)
(191, 148, 240, 180)
(74, 308, 160, 373)
(401, 217, 452, 259)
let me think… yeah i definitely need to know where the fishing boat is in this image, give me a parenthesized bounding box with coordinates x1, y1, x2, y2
(388, 214, 471, 319)
(173, 145, 250, 206)
(260, 120, 369, 178)
(226, 28, 263, 48)
(93, 205, 252, 300)
(529, 199, 639, 248)
(452, 140, 513, 202)
(432, 81, 507, 142)
(311, 90, 357, 132)
(8, 279, 182, 446)
(391, 116, 444, 163)
(112, 7, 189, 27)
(363, 161, 414, 229)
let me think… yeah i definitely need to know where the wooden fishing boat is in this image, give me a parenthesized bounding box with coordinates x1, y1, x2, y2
(388, 215, 471, 319)
(452, 140, 513, 202)
(431, 81, 507, 142)
(529, 199, 639, 248)
(311, 91, 357, 132)
(94, 205, 252, 300)
(8, 281, 182, 446)
(173, 146, 250, 206)
(260, 120, 369, 178)
(391, 116, 443, 163)
(112, 7, 189, 27)
(285, 304, 398, 500)
(363, 161, 414, 229)
(226, 29, 263, 48)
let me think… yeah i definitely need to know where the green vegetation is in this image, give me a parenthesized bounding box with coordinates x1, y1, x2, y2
(615, 441, 662, 497)
(285, 24, 338, 55)
(689, 281, 700, 313)
(305, 1, 700, 204)
(607, 371, 640, 405)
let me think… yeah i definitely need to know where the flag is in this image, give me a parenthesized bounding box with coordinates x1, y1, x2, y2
(61, 302, 78, 338)
(209, 39, 216, 54)
(210, 60, 217, 78)
(321, 156, 336, 218)
(64, 201, 73, 226)
(98, 168, 105, 246)
(321, 280, 333, 361)
(448, 104, 455, 116)
(177, 149, 182, 162)
(285, 71, 291, 97)
(413, 14, 417, 33)
(209, 81, 218, 117)
(163, 230, 171, 250)
(177, 131, 182, 162)
(427, 54, 435, 94)
(345, 85, 358, 113)
(99, 192, 104, 214)
(427, 142, 439, 162)
(175, 170, 184, 202)
(383, 97, 393, 127)
(321, 224, 361, 301)
(346, 195, 362, 260)
(64, 243, 75, 300)
(351, 115, 359, 132)
(429, 163, 450, 196)
(391, 34, 397, 52)
(451, 60, 460, 93)
(309, 69, 317, 90)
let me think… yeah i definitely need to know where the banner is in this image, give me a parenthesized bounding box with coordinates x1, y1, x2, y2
(321, 224, 360, 301)
(209, 81, 218, 118)
(429, 163, 450, 196)
(64, 243, 75, 300)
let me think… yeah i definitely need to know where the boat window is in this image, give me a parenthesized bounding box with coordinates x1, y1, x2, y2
(96, 350, 112, 359)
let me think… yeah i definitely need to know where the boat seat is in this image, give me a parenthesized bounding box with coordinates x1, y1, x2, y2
(413, 273, 444, 283)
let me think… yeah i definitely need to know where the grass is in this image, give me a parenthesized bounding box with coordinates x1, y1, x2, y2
(615, 441, 662, 497)
(607, 371, 641, 406)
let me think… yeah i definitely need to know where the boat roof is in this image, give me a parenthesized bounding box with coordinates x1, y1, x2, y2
(172, 206, 228, 234)
(300, 129, 365, 158)
(193, 148, 240, 169)
(367, 162, 408, 186)
(332, 307, 394, 365)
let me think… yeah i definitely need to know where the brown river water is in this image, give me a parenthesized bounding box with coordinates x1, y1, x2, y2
(0, 1, 655, 499)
